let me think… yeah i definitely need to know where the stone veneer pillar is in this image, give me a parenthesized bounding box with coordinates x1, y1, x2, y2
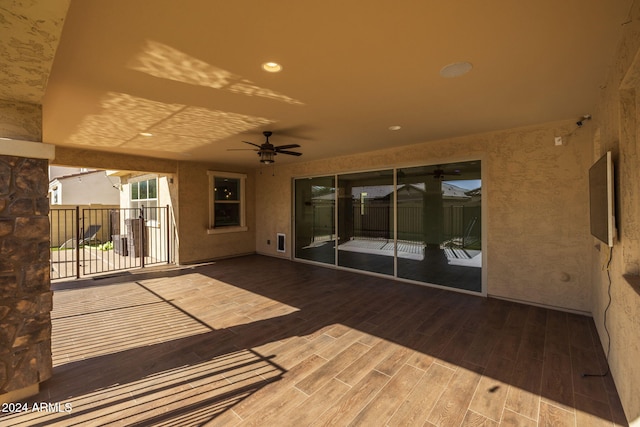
(0, 154, 52, 402)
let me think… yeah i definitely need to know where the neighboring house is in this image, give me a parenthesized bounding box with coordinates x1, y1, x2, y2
(49, 168, 120, 206)
(107, 171, 173, 261)
(48, 168, 121, 246)
(106, 171, 173, 219)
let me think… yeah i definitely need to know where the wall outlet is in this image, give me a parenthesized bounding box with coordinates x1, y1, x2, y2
(554, 136, 563, 146)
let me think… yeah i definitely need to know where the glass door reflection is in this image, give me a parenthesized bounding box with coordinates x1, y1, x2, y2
(337, 170, 394, 276)
(396, 162, 481, 291)
(294, 176, 336, 265)
(293, 161, 482, 293)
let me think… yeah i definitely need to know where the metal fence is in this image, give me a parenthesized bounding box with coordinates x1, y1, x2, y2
(50, 206, 173, 280)
(342, 204, 481, 248)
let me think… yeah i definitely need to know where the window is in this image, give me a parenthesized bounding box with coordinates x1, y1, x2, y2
(50, 185, 60, 205)
(208, 171, 247, 234)
(130, 176, 158, 222)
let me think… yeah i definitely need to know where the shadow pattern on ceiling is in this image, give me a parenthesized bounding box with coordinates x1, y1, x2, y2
(66, 92, 275, 153)
(128, 40, 304, 106)
(65, 40, 306, 154)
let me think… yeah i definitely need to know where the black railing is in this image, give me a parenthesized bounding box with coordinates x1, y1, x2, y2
(329, 204, 481, 247)
(49, 206, 173, 280)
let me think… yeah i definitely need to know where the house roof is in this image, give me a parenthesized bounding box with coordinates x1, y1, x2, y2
(49, 169, 104, 183)
(1, 1, 633, 167)
(313, 182, 477, 201)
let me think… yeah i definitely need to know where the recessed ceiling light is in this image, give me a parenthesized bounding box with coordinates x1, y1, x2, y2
(262, 62, 283, 73)
(440, 61, 473, 78)
(388, 125, 402, 131)
(140, 132, 153, 137)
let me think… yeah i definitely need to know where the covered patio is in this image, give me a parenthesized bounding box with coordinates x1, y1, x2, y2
(3, 255, 626, 426)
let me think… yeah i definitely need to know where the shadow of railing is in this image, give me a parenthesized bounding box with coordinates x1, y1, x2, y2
(7, 254, 627, 426)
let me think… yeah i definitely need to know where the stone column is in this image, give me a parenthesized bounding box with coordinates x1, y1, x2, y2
(0, 100, 55, 402)
(0, 156, 52, 401)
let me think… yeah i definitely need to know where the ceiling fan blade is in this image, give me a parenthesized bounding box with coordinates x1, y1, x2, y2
(242, 141, 262, 148)
(278, 150, 303, 156)
(275, 144, 301, 150)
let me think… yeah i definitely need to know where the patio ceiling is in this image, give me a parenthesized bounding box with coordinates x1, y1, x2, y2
(1, 0, 633, 167)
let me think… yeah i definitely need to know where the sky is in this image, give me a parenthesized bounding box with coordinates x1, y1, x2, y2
(444, 179, 481, 190)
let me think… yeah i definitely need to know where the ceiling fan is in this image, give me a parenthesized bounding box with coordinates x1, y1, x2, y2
(230, 131, 302, 164)
(397, 166, 462, 180)
(430, 166, 461, 180)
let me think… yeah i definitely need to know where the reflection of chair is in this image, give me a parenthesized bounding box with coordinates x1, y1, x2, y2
(60, 225, 102, 249)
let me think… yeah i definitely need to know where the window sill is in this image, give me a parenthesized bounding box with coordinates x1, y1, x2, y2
(207, 226, 248, 235)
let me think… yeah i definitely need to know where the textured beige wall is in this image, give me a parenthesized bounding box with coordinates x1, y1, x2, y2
(0, 101, 42, 141)
(53, 146, 177, 174)
(255, 119, 592, 312)
(0, 0, 70, 105)
(175, 161, 255, 264)
(591, 1, 640, 424)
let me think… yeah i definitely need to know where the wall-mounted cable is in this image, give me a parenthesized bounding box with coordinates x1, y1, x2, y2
(576, 114, 592, 128)
(582, 245, 613, 378)
(555, 114, 592, 145)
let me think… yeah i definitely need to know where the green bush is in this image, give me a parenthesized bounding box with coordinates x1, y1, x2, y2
(98, 241, 114, 251)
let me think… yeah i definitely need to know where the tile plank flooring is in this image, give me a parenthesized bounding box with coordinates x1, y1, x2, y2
(3, 255, 628, 426)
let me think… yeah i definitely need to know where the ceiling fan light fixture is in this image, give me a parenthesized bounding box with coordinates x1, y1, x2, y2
(260, 151, 275, 164)
(262, 62, 282, 73)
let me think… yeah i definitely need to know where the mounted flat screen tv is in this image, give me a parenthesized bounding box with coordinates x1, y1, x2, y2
(589, 151, 616, 247)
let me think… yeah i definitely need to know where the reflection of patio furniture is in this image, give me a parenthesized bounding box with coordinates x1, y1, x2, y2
(60, 225, 102, 249)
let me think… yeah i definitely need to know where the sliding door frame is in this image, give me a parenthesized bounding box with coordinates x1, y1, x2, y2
(291, 159, 487, 296)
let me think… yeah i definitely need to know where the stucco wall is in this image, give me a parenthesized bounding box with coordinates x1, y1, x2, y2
(53, 146, 177, 174)
(255, 119, 593, 313)
(176, 161, 255, 264)
(0, 101, 42, 142)
(591, 1, 640, 424)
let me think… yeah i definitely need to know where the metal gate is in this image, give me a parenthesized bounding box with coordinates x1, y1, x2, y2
(50, 206, 174, 280)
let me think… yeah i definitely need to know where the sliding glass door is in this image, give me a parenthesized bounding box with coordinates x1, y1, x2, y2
(293, 161, 482, 292)
(337, 170, 394, 276)
(294, 176, 336, 265)
(396, 162, 481, 292)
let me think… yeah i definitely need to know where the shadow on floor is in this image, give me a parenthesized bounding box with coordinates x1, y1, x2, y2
(6, 255, 627, 426)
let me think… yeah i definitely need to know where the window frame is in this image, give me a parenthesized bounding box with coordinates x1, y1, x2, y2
(207, 171, 248, 234)
(129, 175, 159, 226)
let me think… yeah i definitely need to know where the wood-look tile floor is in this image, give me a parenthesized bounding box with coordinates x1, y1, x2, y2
(3, 255, 628, 426)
